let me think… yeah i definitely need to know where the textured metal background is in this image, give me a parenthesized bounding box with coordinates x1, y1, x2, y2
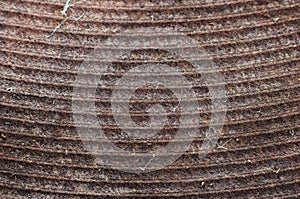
(0, 0, 299, 198)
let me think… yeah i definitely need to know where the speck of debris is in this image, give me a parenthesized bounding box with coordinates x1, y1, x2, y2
(1, 133, 7, 141)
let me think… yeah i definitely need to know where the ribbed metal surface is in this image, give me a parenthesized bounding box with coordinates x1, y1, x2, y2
(0, 0, 299, 198)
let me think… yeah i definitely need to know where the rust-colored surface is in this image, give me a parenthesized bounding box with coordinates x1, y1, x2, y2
(0, 0, 299, 198)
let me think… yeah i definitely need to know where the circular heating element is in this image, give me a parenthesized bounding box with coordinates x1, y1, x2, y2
(0, 0, 299, 198)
